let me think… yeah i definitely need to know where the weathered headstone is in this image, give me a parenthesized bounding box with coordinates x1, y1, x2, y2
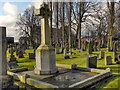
(113, 42, 118, 62)
(88, 40, 92, 54)
(113, 52, 118, 62)
(55, 43, 59, 54)
(29, 53, 35, 59)
(7, 44, 28, 72)
(34, 4, 58, 75)
(91, 41, 94, 51)
(99, 51, 105, 59)
(63, 48, 70, 59)
(8, 44, 18, 63)
(84, 41, 87, 51)
(81, 42, 84, 51)
(107, 38, 110, 52)
(94, 42, 97, 51)
(87, 56, 97, 68)
(0, 27, 13, 89)
(105, 56, 112, 65)
(18, 50, 24, 58)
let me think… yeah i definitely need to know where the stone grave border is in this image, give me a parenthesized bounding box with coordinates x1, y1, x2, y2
(7, 64, 112, 88)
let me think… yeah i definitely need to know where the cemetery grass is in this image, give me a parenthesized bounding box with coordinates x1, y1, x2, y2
(8, 48, 120, 89)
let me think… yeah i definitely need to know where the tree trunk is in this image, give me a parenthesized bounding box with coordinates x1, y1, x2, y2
(50, 2, 52, 46)
(69, 2, 72, 54)
(78, 2, 82, 49)
(62, 2, 65, 49)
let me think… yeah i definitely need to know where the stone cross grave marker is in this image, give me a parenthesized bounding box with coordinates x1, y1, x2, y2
(87, 56, 97, 68)
(36, 3, 51, 46)
(0, 27, 13, 89)
(34, 3, 58, 75)
(105, 56, 112, 65)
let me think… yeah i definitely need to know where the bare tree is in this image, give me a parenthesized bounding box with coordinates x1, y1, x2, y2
(16, 6, 40, 46)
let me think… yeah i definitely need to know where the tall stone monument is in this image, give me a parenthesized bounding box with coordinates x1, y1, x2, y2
(34, 4, 58, 75)
(0, 27, 13, 89)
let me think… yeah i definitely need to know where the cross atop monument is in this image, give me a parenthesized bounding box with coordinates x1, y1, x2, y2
(36, 3, 52, 18)
(36, 3, 52, 45)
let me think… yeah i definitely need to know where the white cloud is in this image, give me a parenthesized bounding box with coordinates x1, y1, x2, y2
(28, 4, 32, 8)
(3, 2, 18, 16)
(0, 2, 19, 42)
(32, 0, 43, 9)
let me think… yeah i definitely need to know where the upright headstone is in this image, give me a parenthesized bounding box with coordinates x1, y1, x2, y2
(107, 38, 110, 52)
(34, 4, 58, 75)
(8, 44, 18, 63)
(84, 41, 87, 51)
(113, 41, 118, 62)
(0, 27, 13, 89)
(94, 42, 97, 51)
(91, 41, 94, 51)
(7, 44, 28, 72)
(88, 40, 92, 54)
(105, 56, 112, 65)
(55, 43, 59, 54)
(29, 53, 35, 59)
(18, 45, 24, 58)
(87, 56, 97, 68)
(81, 42, 84, 51)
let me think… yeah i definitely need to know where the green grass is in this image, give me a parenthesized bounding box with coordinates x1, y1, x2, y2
(8, 47, 120, 89)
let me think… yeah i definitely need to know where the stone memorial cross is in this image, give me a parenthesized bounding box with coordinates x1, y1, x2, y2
(34, 4, 58, 75)
(36, 4, 51, 45)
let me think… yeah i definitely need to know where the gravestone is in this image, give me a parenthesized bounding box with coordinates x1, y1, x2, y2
(99, 51, 105, 59)
(107, 38, 110, 52)
(0, 27, 13, 89)
(88, 40, 92, 54)
(63, 48, 70, 59)
(87, 56, 97, 68)
(81, 42, 84, 51)
(8, 44, 18, 63)
(29, 53, 35, 59)
(91, 41, 94, 51)
(34, 4, 58, 75)
(55, 43, 59, 54)
(105, 56, 112, 65)
(94, 42, 97, 51)
(6, 37, 14, 45)
(18, 50, 24, 58)
(7, 44, 28, 72)
(113, 42, 118, 62)
(84, 41, 87, 51)
(18, 45, 24, 58)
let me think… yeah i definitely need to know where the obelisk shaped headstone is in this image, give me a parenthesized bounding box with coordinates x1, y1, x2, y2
(0, 27, 13, 89)
(0, 27, 7, 75)
(34, 4, 58, 75)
